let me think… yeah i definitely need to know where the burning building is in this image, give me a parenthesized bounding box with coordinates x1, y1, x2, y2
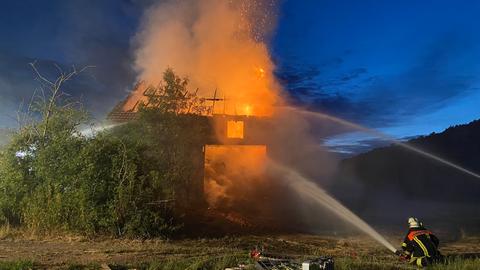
(107, 82, 272, 213)
(107, 0, 289, 225)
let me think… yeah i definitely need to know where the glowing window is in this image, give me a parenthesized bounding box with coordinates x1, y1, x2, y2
(227, 120, 244, 139)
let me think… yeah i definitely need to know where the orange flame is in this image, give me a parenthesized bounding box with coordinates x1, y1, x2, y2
(132, 0, 281, 215)
(243, 104, 252, 116)
(133, 0, 281, 117)
(204, 145, 267, 208)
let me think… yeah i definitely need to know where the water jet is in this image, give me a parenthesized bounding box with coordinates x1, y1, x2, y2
(269, 159, 398, 253)
(283, 106, 480, 180)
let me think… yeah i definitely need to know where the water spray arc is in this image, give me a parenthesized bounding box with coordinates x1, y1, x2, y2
(269, 160, 398, 253)
(286, 107, 480, 180)
(80, 122, 125, 137)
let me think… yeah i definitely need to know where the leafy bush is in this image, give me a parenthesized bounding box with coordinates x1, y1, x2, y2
(0, 67, 210, 237)
(110, 69, 211, 236)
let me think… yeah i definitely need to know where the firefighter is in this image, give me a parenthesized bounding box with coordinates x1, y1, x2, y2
(399, 217, 442, 267)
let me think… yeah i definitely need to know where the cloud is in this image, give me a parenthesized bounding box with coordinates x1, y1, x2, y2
(0, 54, 43, 126)
(362, 34, 477, 119)
(0, 53, 127, 127)
(56, 0, 148, 117)
(275, 58, 368, 99)
(278, 34, 479, 130)
(0, 0, 152, 127)
(275, 61, 380, 128)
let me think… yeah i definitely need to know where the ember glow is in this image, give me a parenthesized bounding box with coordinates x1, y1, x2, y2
(121, 82, 148, 112)
(243, 104, 253, 116)
(226, 120, 244, 139)
(204, 145, 267, 209)
(134, 0, 281, 117)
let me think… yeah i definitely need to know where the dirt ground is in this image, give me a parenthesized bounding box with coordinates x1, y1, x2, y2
(0, 233, 479, 269)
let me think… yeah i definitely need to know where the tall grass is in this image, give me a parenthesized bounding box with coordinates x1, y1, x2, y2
(0, 261, 33, 270)
(335, 257, 480, 270)
(4, 256, 479, 270)
(335, 257, 413, 270)
(146, 253, 251, 270)
(429, 258, 480, 270)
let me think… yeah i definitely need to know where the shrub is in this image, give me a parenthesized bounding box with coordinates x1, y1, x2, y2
(0, 66, 209, 237)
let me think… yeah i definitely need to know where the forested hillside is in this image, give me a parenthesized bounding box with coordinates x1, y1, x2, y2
(333, 120, 480, 223)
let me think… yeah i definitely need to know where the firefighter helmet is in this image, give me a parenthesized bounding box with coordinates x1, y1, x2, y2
(408, 217, 421, 228)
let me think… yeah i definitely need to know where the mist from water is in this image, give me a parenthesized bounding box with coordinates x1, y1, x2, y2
(284, 106, 480, 180)
(269, 159, 397, 253)
(79, 122, 124, 137)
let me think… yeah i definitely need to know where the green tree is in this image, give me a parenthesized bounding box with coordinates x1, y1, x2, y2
(0, 66, 210, 237)
(0, 63, 91, 230)
(111, 68, 211, 236)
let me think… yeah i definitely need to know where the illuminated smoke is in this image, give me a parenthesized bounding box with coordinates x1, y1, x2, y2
(269, 159, 397, 253)
(132, 1, 398, 250)
(134, 0, 281, 116)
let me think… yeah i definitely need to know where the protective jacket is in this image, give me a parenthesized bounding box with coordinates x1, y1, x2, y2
(401, 227, 441, 266)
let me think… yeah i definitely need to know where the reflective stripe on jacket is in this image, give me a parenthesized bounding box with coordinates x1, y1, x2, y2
(401, 227, 440, 258)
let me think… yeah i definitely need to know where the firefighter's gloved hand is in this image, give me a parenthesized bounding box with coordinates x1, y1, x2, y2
(394, 250, 410, 261)
(250, 247, 262, 260)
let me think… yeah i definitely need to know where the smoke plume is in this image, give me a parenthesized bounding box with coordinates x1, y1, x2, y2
(134, 0, 281, 116)
(133, 0, 342, 231)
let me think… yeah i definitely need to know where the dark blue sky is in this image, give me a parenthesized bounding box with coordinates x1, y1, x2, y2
(0, 0, 479, 154)
(272, 0, 480, 153)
